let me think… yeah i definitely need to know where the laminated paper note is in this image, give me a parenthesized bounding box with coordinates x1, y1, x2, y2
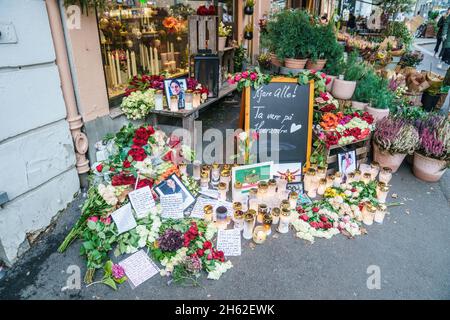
(119, 250, 160, 289)
(216, 229, 241, 256)
(199, 189, 220, 200)
(128, 186, 156, 219)
(111, 203, 137, 234)
(160, 193, 184, 219)
(190, 197, 217, 219)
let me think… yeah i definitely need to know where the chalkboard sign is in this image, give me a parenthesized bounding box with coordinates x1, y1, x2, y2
(243, 78, 314, 167)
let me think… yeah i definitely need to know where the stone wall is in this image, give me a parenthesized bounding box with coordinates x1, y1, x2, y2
(0, 0, 80, 266)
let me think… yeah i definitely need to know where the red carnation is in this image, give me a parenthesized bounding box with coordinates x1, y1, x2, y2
(318, 221, 324, 229)
(320, 215, 328, 222)
(136, 179, 153, 189)
(197, 249, 204, 257)
(310, 221, 319, 228)
(203, 241, 212, 250)
(300, 214, 309, 221)
(147, 125, 155, 135)
(123, 160, 131, 168)
(128, 145, 147, 161)
(96, 164, 103, 172)
(324, 222, 333, 229)
(312, 207, 319, 213)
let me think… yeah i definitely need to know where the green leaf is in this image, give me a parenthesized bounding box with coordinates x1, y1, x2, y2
(102, 277, 117, 290)
(82, 241, 94, 250)
(87, 220, 97, 230)
(104, 260, 113, 275)
(114, 276, 127, 284)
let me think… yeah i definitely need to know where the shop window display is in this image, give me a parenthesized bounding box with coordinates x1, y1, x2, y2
(97, 1, 213, 104)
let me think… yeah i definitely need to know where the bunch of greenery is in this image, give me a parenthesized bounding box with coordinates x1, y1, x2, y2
(312, 21, 345, 65)
(379, 0, 415, 17)
(233, 45, 248, 72)
(398, 51, 424, 68)
(383, 21, 413, 49)
(352, 68, 380, 103)
(343, 52, 367, 81)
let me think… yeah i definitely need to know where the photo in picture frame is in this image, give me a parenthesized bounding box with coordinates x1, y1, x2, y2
(154, 173, 195, 210)
(286, 182, 304, 195)
(338, 149, 357, 180)
(164, 78, 187, 110)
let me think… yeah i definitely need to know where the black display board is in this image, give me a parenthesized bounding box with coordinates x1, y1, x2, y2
(243, 78, 313, 166)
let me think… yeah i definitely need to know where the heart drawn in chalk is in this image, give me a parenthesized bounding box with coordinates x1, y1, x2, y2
(290, 123, 302, 133)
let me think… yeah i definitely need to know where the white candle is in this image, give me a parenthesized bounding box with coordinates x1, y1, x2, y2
(145, 46, 151, 73)
(126, 50, 131, 79)
(154, 48, 159, 74)
(149, 46, 155, 75)
(108, 52, 117, 87)
(131, 51, 137, 76)
(115, 51, 122, 84)
(139, 44, 144, 71)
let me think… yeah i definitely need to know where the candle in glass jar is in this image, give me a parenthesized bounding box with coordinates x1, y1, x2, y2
(243, 212, 255, 239)
(184, 90, 193, 110)
(257, 204, 268, 224)
(280, 199, 290, 211)
(378, 167, 392, 184)
(220, 170, 231, 191)
(326, 174, 334, 188)
(307, 172, 319, 198)
(317, 166, 327, 180)
(346, 172, 356, 184)
(203, 205, 213, 222)
(362, 172, 372, 184)
(193, 160, 201, 180)
(170, 95, 178, 112)
(277, 178, 288, 194)
(233, 210, 245, 230)
(252, 226, 267, 244)
(278, 208, 291, 233)
(211, 163, 220, 186)
(270, 207, 281, 225)
(178, 162, 187, 176)
(304, 168, 316, 192)
(362, 203, 377, 225)
(317, 178, 327, 196)
(248, 188, 259, 211)
(376, 182, 389, 203)
(257, 181, 268, 203)
(288, 191, 298, 209)
(374, 204, 387, 224)
(215, 206, 228, 230)
(200, 171, 209, 189)
(353, 169, 361, 182)
(268, 179, 277, 196)
(193, 91, 201, 108)
(263, 214, 273, 236)
(155, 90, 164, 110)
(370, 161, 380, 180)
(232, 181, 243, 203)
(333, 172, 342, 187)
(218, 182, 227, 201)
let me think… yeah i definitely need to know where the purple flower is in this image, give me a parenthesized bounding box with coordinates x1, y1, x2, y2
(184, 255, 203, 273)
(112, 264, 126, 279)
(158, 228, 184, 252)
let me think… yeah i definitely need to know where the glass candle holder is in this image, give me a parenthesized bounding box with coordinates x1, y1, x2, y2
(155, 90, 164, 111)
(346, 172, 356, 184)
(277, 178, 288, 194)
(257, 181, 268, 203)
(333, 172, 342, 188)
(317, 166, 327, 180)
(278, 208, 291, 234)
(288, 191, 298, 209)
(193, 91, 201, 108)
(203, 205, 213, 222)
(370, 161, 380, 180)
(211, 163, 220, 186)
(317, 178, 327, 196)
(248, 188, 259, 211)
(247, 209, 257, 227)
(200, 171, 209, 189)
(307, 173, 319, 198)
(252, 226, 267, 244)
(193, 160, 201, 180)
(218, 182, 227, 201)
(359, 163, 371, 175)
(233, 202, 242, 212)
(374, 204, 387, 224)
(263, 214, 273, 236)
(362, 173, 372, 184)
(178, 162, 187, 176)
(362, 203, 377, 226)
(215, 205, 228, 230)
(280, 199, 290, 211)
(304, 168, 316, 192)
(378, 167, 392, 184)
(170, 95, 178, 112)
(268, 178, 277, 196)
(257, 204, 268, 224)
(184, 90, 193, 111)
(223, 164, 232, 171)
(326, 174, 334, 188)
(233, 210, 244, 230)
(353, 169, 361, 182)
(376, 182, 389, 203)
(232, 181, 243, 204)
(270, 207, 281, 225)
(243, 212, 255, 239)
(220, 170, 231, 191)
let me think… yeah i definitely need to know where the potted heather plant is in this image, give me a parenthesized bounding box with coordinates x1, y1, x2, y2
(413, 115, 450, 182)
(373, 116, 420, 172)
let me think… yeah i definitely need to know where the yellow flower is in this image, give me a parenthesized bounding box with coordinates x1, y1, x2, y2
(324, 188, 337, 198)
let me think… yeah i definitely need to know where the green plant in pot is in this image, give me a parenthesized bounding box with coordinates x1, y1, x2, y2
(218, 22, 232, 51)
(373, 115, 419, 172)
(244, 23, 254, 40)
(233, 45, 248, 72)
(352, 68, 379, 110)
(244, 0, 255, 15)
(332, 52, 366, 100)
(266, 9, 312, 69)
(366, 79, 396, 122)
(306, 22, 343, 71)
(257, 53, 272, 72)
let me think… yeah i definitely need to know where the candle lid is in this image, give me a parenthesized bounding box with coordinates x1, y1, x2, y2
(363, 172, 372, 178)
(377, 204, 387, 211)
(234, 210, 244, 219)
(212, 163, 220, 169)
(307, 168, 316, 175)
(319, 178, 327, 184)
(258, 181, 268, 189)
(347, 172, 355, 178)
(271, 207, 281, 217)
(289, 191, 298, 199)
(218, 182, 227, 190)
(371, 161, 380, 168)
(203, 205, 213, 214)
(268, 179, 277, 186)
(234, 181, 243, 189)
(247, 209, 256, 216)
(233, 202, 242, 211)
(327, 174, 335, 180)
(185, 89, 193, 94)
(258, 204, 268, 213)
(281, 200, 290, 210)
(216, 206, 228, 214)
(220, 170, 231, 177)
(281, 208, 291, 216)
(317, 166, 327, 173)
(334, 171, 342, 177)
(223, 164, 231, 171)
(381, 167, 392, 173)
(263, 214, 273, 225)
(201, 171, 209, 178)
(244, 212, 255, 222)
(170, 95, 178, 100)
(202, 164, 211, 171)
(354, 169, 361, 175)
(249, 188, 258, 195)
(366, 203, 377, 213)
(156, 90, 163, 94)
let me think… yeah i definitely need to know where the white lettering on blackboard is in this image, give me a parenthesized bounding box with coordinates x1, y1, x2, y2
(253, 85, 298, 104)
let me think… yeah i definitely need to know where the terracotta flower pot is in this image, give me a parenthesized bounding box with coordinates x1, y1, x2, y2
(373, 143, 406, 173)
(351, 101, 369, 111)
(331, 79, 356, 100)
(413, 152, 447, 182)
(218, 37, 227, 51)
(270, 53, 282, 67)
(366, 105, 389, 122)
(305, 59, 327, 70)
(326, 75, 336, 92)
(284, 58, 307, 69)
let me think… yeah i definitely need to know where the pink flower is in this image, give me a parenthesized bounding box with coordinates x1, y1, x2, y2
(227, 78, 235, 85)
(320, 73, 326, 79)
(250, 72, 257, 81)
(325, 77, 332, 85)
(112, 264, 126, 279)
(88, 216, 99, 223)
(241, 71, 249, 79)
(101, 216, 111, 225)
(234, 74, 242, 82)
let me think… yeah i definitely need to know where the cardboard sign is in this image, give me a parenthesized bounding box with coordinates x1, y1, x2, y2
(111, 203, 137, 234)
(160, 193, 184, 219)
(128, 186, 156, 219)
(243, 78, 313, 167)
(216, 229, 242, 256)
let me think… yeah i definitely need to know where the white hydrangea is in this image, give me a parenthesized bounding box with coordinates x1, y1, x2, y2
(207, 260, 233, 280)
(160, 247, 188, 275)
(205, 223, 218, 240)
(97, 184, 118, 206)
(120, 90, 156, 120)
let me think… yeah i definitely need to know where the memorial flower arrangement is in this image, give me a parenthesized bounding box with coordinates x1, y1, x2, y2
(314, 91, 339, 112)
(120, 90, 156, 120)
(227, 67, 271, 91)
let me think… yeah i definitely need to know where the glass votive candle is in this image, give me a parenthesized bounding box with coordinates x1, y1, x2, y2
(220, 170, 231, 191)
(218, 182, 227, 201)
(362, 203, 377, 226)
(193, 160, 201, 180)
(326, 174, 334, 188)
(359, 163, 371, 175)
(353, 169, 361, 182)
(211, 163, 220, 186)
(257, 181, 268, 202)
(232, 181, 243, 203)
(362, 173, 372, 184)
(252, 226, 267, 244)
(280, 199, 290, 211)
(288, 191, 298, 209)
(215, 206, 228, 230)
(243, 211, 255, 239)
(376, 182, 389, 203)
(317, 166, 327, 180)
(170, 95, 178, 112)
(155, 90, 164, 110)
(233, 202, 242, 212)
(278, 208, 291, 234)
(374, 204, 387, 224)
(233, 210, 245, 230)
(317, 178, 327, 196)
(307, 175, 319, 198)
(277, 178, 288, 194)
(184, 90, 193, 111)
(263, 214, 273, 236)
(270, 207, 281, 225)
(304, 168, 316, 192)
(178, 162, 187, 176)
(248, 188, 259, 211)
(333, 172, 343, 187)
(200, 171, 209, 189)
(203, 205, 213, 222)
(370, 161, 380, 180)
(257, 204, 268, 224)
(378, 167, 393, 184)
(346, 172, 355, 184)
(268, 179, 277, 196)
(193, 91, 201, 108)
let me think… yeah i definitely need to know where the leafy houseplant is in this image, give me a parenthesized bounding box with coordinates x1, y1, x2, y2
(244, 23, 254, 40)
(332, 52, 365, 99)
(257, 53, 272, 72)
(373, 116, 419, 172)
(218, 22, 232, 51)
(244, 0, 255, 15)
(233, 45, 248, 72)
(398, 51, 424, 68)
(383, 21, 413, 49)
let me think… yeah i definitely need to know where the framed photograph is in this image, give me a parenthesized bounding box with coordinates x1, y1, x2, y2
(154, 173, 195, 210)
(231, 161, 273, 193)
(297, 193, 312, 206)
(338, 149, 357, 179)
(164, 78, 187, 110)
(287, 182, 304, 195)
(273, 163, 302, 183)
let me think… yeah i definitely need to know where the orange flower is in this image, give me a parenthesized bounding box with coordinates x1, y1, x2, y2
(163, 17, 178, 30)
(320, 112, 339, 130)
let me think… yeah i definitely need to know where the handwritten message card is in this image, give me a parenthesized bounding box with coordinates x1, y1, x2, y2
(216, 229, 242, 256)
(111, 203, 137, 234)
(160, 193, 184, 219)
(190, 197, 216, 219)
(119, 250, 159, 289)
(128, 186, 156, 219)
